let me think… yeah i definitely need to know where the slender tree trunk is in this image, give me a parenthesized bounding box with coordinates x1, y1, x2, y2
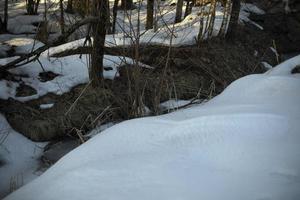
(26, 0, 40, 15)
(175, 0, 184, 23)
(90, 0, 109, 87)
(2, 0, 8, 32)
(184, 0, 195, 18)
(153, 0, 160, 31)
(226, 0, 241, 39)
(121, 0, 133, 9)
(112, 0, 119, 33)
(34, 0, 41, 14)
(146, 0, 154, 30)
(207, 0, 216, 37)
(66, 0, 74, 13)
(60, 0, 65, 34)
(219, 0, 231, 37)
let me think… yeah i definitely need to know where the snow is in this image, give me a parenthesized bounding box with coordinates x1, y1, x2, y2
(4, 55, 300, 200)
(0, 55, 151, 102)
(8, 15, 44, 34)
(0, 114, 46, 199)
(39, 103, 54, 109)
(47, 3, 265, 55)
(239, 3, 265, 30)
(160, 99, 192, 111)
(0, 45, 10, 58)
(261, 61, 273, 70)
(4, 38, 44, 55)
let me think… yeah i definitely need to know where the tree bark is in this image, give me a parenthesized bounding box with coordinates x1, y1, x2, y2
(60, 0, 65, 34)
(90, 0, 109, 87)
(175, 0, 184, 23)
(112, 0, 119, 33)
(184, 0, 194, 18)
(1, 0, 8, 33)
(66, 0, 74, 13)
(26, 0, 40, 15)
(226, 0, 241, 40)
(121, 0, 133, 9)
(146, 0, 154, 30)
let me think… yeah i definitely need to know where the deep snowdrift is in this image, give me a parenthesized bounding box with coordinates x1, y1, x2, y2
(4, 55, 300, 200)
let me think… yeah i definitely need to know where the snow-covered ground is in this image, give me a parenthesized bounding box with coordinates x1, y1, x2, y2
(3, 55, 300, 200)
(47, 3, 265, 55)
(0, 115, 46, 199)
(0, 54, 151, 102)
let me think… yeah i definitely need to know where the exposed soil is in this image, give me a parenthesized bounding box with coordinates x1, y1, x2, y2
(38, 71, 60, 82)
(249, 0, 300, 54)
(0, 26, 277, 142)
(16, 84, 37, 97)
(292, 65, 300, 74)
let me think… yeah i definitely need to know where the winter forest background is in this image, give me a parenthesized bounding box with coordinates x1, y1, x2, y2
(0, 0, 300, 199)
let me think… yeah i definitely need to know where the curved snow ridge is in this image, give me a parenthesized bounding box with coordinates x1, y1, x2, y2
(266, 54, 300, 76)
(4, 55, 300, 200)
(4, 112, 300, 200)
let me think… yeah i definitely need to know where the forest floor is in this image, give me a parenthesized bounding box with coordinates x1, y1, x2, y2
(1, 1, 297, 198)
(0, 26, 276, 144)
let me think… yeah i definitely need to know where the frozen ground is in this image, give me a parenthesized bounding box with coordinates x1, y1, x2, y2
(3, 55, 300, 200)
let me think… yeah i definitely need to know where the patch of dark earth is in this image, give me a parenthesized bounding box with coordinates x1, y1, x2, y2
(0, 26, 278, 167)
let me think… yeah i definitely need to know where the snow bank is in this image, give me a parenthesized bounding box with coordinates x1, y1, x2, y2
(4, 55, 300, 200)
(0, 114, 46, 199)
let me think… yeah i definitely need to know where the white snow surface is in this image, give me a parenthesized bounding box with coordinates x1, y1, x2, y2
(0, 54, 150, 101)
(47, 3, 265, 56)
(0, 115, 46, 199)
(160, 99, 193, 110)
(4, 55, 300, 200)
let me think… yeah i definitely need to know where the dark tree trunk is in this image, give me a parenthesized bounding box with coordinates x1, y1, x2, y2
(184, 0, 195, 18)
(146, 0, 154, 30)
(60, 0, 65, 34)
(112, 0, 119, 33)
(226, 0, 241, 40)
(26, 0, 41, 15)
(175, 0, 184, 23)
(66, 0, 74, 13)
(90, 0, 109, 87)
(121, 0, 134, 9)
(1, 0, 9, 33)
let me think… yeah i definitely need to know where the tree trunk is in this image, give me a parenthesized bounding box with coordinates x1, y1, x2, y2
(184, 0, 195, 18)
(175, 0, 184, 23)
(121, 0, 133, 9)
(26, 0, 40, 15)
(226, 0, 241, 40)
(146, 0, 154, 30)
(112, 0, 119, 33)
(60, 0, 65, 34)
(34, 0, 41, 14)
(90, 0, 109, 87)
(66, 0, 74, 13)
(1, 0, 8, 32)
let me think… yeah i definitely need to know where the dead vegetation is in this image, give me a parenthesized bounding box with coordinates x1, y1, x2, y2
(0, 26, 277, 141)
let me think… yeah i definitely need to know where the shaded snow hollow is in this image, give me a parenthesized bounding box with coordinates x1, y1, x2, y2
(4, 55, 300, 200)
